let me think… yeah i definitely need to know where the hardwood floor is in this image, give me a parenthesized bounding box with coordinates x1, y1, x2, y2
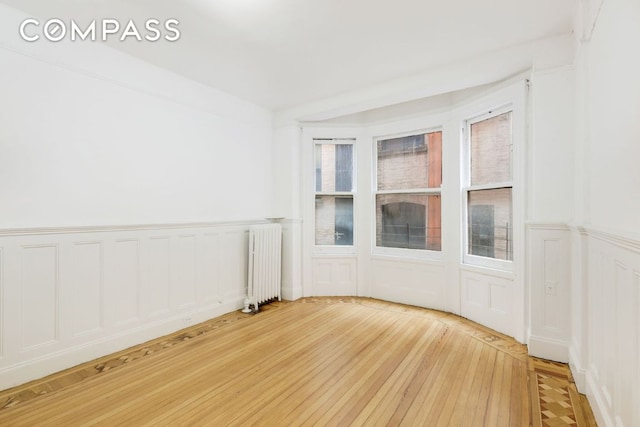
(0, 298, 596, 426)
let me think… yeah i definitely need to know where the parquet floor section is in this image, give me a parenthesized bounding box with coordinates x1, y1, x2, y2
(0, 297, 596, 426)
(528, 358, 596, 427)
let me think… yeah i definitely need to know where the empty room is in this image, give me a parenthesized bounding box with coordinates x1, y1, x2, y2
(0, 0, 638, 425)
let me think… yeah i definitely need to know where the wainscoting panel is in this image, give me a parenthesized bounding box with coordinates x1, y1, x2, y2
(173, 235, 197, 309)
(0, 221, 263, 390)
(20, 245, 59, 351)
(527, 224, 571, 362)
(460, 269, 514, 338)
(199, 233, 222, 304)
(580, 229, 640, 427)
(312, 257, 357, 296)
(70, 242, 103, 337)
(0, 247, 3, 359)
(142, 237, 171, 318)
(370, 258, 445, 311)
(221, 229, 249, 300)
(105, 239, 140, 327)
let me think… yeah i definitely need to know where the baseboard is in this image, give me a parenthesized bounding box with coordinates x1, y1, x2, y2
(282, 285, 303, 301)
(528, 335, 569, 363)
(0, 297, 244, 391)
(568, 344, 586, 393)
(585, 370, 614, 427)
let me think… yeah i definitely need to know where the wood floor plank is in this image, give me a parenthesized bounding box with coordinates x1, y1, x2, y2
(304, 312, 433, 425)
(414, 333, 478, 426)
(256, 310, 418, 426)
(348, 320, 451, 425)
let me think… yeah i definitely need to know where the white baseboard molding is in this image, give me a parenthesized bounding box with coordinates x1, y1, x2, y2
(528, 335, 569, 363)
(282, 285, 303, 301)
(585, 371, 614, 427)
(568, 344, 586, 393)
(0, 297, 244, 391)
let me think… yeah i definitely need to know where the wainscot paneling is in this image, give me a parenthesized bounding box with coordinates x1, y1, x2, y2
(581, 228, 640, 427)
(0, 221, 264, 390)
(527, 223, 572, 362)
(199, 233, 221, 304)
(460, 268, 515, 338)
(0, 247, 3, 359)
(106, 239, 140, 326)
(142, 237, 171, 318)
(221, 229, 249, 299)
(70, 241, 103, 337)
(173, 235, 197, 309)
(20, 245, 59, 351)
(370, 258, 446, 311)
(312, 256, 357, 296)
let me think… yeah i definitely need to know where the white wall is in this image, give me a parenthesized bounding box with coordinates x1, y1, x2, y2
(526, 66, 576, 362)
(272, 125, 304, 300)
(582, 0, 640, 233)
(0, 4, 274, 389)
(569, 0, 640, 425)
(529, 68, 575, 223)
(0, 5, 274, 229)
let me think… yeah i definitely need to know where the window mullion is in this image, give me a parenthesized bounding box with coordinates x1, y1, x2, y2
(376, 188, 441, 195)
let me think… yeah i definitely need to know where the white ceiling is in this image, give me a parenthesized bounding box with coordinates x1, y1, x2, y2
(1, 0, 577, 111)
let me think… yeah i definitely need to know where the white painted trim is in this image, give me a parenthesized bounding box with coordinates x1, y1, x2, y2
(585, 226, 640, 254)
(281, 286, 303, 301)
(585, 370, 614, 427)
(526, 221, 572, 231)
(569, 343, 587, 393)
(0, 220, 271, 237)
(528, 335, 570, 363)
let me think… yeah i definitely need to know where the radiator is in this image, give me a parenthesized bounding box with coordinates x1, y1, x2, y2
(242, 223, 282, 313)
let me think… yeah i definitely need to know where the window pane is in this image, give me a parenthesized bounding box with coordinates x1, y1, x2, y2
(315, 196, 353, 245)
(376, 194, 441, 250)
(377, 131, 442, 190)
(314, 141, 354, 192)
(470, 112, 511, 185)
(467, 188, 512, 260)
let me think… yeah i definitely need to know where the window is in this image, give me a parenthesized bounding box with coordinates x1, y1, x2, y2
(375, 130, 442, 251)
(464, 110, 513, 263)
(314, 139, 355, 246)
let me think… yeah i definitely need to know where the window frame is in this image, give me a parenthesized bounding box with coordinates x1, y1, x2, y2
(372, 127, 444, 260)
(462, 104, 514, 271)
(313, 137, 357, 253)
